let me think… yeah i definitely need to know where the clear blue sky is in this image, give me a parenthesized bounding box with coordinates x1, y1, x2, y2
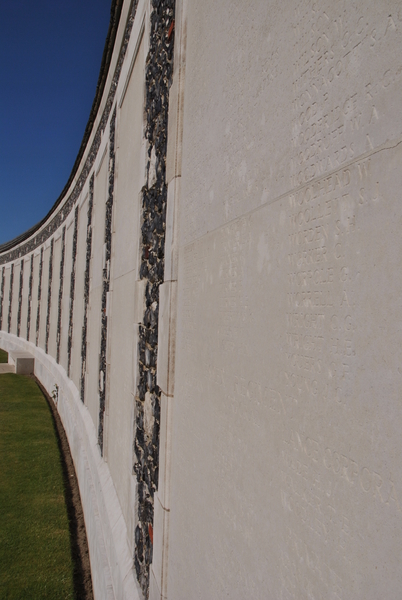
(0, 0, 113, 245)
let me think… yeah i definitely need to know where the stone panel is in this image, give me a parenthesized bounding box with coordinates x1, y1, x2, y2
(105, 31, 145, 545)
(86, 155, 108, 431)
(3, 267, 11, 333)
(16, 259, 24, 337)
(168, 1, 402, 599)
(19, 256, 31, 341)
(86, 286, 102, 431)
(48, 236, 61, 357)
(10, 261, 20, 335)
(107, 271, 137, 546)
(92, 155, 108, 291)
(35, 248, 43, 346)
(60, 221, 74, 373)
(112, 33, 144, 281)
(180, 0, 402, 246)
(170, 145, 402, 599)
(29, 254, 39, 342)
(38, 245, 50, 351)
(0, 267, 5, 331)
(71, 198, 88, 389)
(44, 239, 54, 353)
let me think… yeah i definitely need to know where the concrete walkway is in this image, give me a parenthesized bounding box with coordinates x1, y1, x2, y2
(0, 364, 15, 374)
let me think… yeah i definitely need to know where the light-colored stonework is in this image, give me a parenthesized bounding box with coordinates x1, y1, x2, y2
(0, 363, 15, 374)
(1, 1, 402, 599)
(9, 351, 34, 375)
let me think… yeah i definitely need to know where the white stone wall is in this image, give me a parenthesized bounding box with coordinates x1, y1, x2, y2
(70, 198, 87, 390)
(38, 244, 50, 351)
(48, 236, 61, 357)
(1, 1, 402, 599)
(10, 261, 20, 335)
(163, 1, 402, 599)
(30, 252, 40, 342)
(106, 30, 146, 552)
(2, 265, 11, 332)
(86, 152, 108, 432)
(60, 219, 74, 373)
(19, 256, 30, 339)
(0, 2, 149, 599)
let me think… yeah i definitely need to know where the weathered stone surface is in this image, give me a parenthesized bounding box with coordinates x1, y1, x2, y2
(167, 1, 402, 599)
(9, 351, 34, 375)
(1, 1, 401, 599)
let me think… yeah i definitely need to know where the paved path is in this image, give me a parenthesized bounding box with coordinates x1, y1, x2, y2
(0, 364, 15, 374)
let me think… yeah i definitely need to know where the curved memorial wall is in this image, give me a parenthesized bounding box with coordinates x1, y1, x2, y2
(0, 0, 176, 598)
(1, 1, 402, 599)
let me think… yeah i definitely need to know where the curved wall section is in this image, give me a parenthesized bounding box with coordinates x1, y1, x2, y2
(0, 0, 176, 598)
(3, 1, 402, 600)
(0, 331, 138, 600)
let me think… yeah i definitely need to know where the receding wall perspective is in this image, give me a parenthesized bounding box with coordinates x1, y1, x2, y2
(1, 1, 402, 599)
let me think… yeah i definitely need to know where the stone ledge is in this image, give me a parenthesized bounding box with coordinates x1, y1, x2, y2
(9, 351, 34, 375)
(0, 364, 15, 374)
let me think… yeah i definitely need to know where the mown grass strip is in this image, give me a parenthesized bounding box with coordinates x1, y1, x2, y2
(0, 373, 75, 599)
(0, 349, 8, 363)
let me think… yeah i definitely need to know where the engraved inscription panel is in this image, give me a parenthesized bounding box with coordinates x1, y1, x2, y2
(180, 0, 402, 247)
(59, 223, 74, 372)
(172, 146, 402, 599)
(291, 1, 402, 188)
(48, 237, 61, 357)
(20, 257, 31, 341)
(2, 267, 11, 333)
(10, 261, 20, 335)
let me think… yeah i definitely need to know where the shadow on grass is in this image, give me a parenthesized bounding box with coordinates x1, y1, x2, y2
(35, 377, 94, 600)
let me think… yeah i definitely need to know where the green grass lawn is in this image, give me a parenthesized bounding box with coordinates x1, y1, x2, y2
(0, 374, 75, 599)
(0, 348, 8, 363)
